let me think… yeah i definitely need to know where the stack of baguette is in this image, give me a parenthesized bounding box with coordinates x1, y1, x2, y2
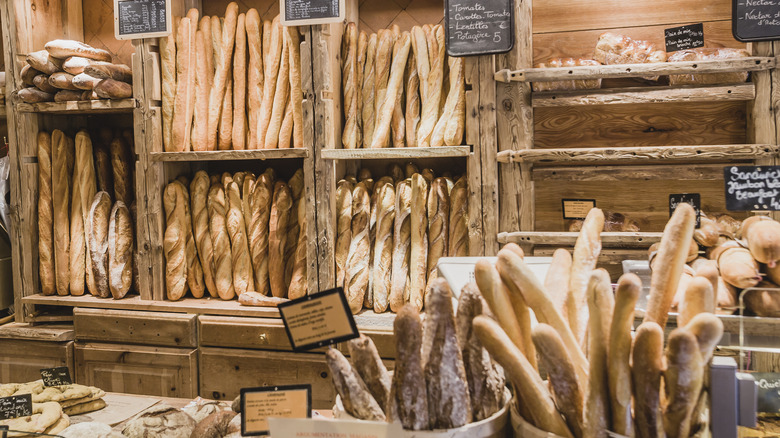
(341, 23, 465, 149)
(38, 129, 136, 299)
(337, 163, 468, 314)
(473, 204, 722, 437)
(19, 40, 132, 104)
(163, 168, 306, 304)
(160, 4, 304, 153)
(327, 278, 506, 430)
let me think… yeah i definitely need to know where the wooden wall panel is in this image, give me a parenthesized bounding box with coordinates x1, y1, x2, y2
(201, 0, 279, 21)
(357, 0, 444, 34)
(0, 340, 74, 383)
(82, 0, 133, 66)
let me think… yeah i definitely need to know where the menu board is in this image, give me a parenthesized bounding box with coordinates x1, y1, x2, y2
(281, 0, 343, 25)
(445, 0, 514, 56)
(724, 165, 780, 211)
(41, 366, 73, 387)
(733, 0, 780, 42)
(115, 0, 171, 40)
(669, 193, 702, 228)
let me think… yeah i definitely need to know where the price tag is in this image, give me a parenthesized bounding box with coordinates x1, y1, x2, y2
(669, 193, 701, 228)
(278, 287, 359, 351)
(0, 395, 32, 421)
(40, 366, 73, 387)
(114, 0, 172, 40)
(269, 417, 403, 437)
(241, 385, 311, 436)
(280, 0, 344, 26)
(445, 0, 514, 57)
(724, 165, 780, 211)
(664, 23, 704, 52)
(562, 199, 596, 220)
(733, 0, 780, 42)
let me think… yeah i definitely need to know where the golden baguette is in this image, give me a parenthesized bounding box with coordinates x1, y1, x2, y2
(341, 23, 359, 149)
(246, 9, 264, 150)
(171, 17, 195, 152)
(417, 26, 445, 147)
(632, 322, 665, 438)
(249, 171, 274, 295)
(269, 182, 293, 298)
(201, 17, 213, 89)
(431, 56, 464, 147)
(160, 22, 177, 152)
(52, 130, 72, 295)
(362, 34, 378, 148)
(583, 269, 614, 437)
(38, 132, 55, 296)
(373, 30, 393, 147)
(545, 248, 572, 326)
(232, 13, 247, 150)
(390, 178, 412, 311)
(473, 316, 573, 437)
(288, 200, 308, 299)
(218, 78, 233, 150)
(164, 182, 188, 300)
(684, 313, 724, 363)
(173, 181, 205, 298)
(345, 182, 371, 313)
(207, 183, 235, 300)
(664, 328, 704, 438)
(207, 3, 239, 151)
(264, 35, 290, 149)
(335, 180, 353, 289)
(566, 207, 604, 345)
(373, 182, 395, 313)
(405, 53, 420, 147)
(678, 276, 714, 327)
(409, 174, 428, 311)
(286, 27, 304, 149)
(371, 33, 411, 149)
(356, 31, 367, 149)
(257, 17, 282, 146)
(391, 29, 407, 148)
(192, 29, 209, 151)
(190, 172, 218, 297)
(608, 273, 641, 437)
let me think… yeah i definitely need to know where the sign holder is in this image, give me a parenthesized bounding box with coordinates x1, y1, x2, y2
(240, 385, 312, 436)
(280, 0, 345, 26)
(278, 287, 359, 351)
(114, 0, 172, 40)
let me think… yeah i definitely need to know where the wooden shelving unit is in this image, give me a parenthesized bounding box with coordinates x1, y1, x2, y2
(319, 146, 472, 160)
(15, 98, 137, 114)
(149, 148, 309, 162)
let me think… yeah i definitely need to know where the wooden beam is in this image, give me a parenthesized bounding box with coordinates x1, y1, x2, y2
(532, 164, 743, 181)
(150, 149, 308, 162)
(497, 57, 776, 82)
(16, 99, 137, 114)
(499, 231, 663, 248)
(319, 146, 470, 160)
(532, 84, 755, 107)
(498, 144, 779, 164)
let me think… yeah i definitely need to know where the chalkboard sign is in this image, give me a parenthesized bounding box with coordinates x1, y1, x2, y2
(733, 0, 780, 42)
(41, 366, 72, 387)
(0, 395, 32, 421)
(445, 0, 514, 57)
(281, 0, 344, 26)
(669, 193, 701, 228)
(114, 0, 171, 40)
(724, 165, 780, 211)
(665, 23, 705, 52)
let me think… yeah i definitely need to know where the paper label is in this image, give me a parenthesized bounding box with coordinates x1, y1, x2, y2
(278, 287, 359, 351)
(562, 199, 596, 220)
(40, 366, 72, 386)
(241, 385, 311, 436)
(268, 417, 404, 438)
(0, 395, 32, 421)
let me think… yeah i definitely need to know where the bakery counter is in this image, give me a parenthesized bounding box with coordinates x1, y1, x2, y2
(15, 98, 137, 114)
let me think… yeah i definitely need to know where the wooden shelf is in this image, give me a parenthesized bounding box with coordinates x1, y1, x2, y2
(16, 98, 137, 114)
(532, 83, 755, 107)
(497, 144, 778, 165)
(496, 57, 776, 83)
(150, 148, 309, 162)
(320, 146, 471, 160)
(498, 231, 663, 248)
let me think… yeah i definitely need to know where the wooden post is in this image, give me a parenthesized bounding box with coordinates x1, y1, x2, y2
(464, 57, 485, 257)
(747, 41, 778, 220)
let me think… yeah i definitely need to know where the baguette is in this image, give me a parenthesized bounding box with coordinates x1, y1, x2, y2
(52, 130, 72, 295)
(190, 172, 218, 297)
(269, 182, 292, 298)
(367, 177, 392, 309)
(448, 176, 468, 257)
(664, 328, 704, 438)
(108, 201, 134, 299)
(387, 305, 430, 430)
(26, 50, 63, 75)
(264, 35, 290, 149)
(37, 132, 55, 296)
(257, 18, 282, 150)
(566, 207, 604, 345)
(405, 53, 420, 147)
(425, 177, 449, 298)
(390, 178, 412, 311)
(347, 335, 391, 412)
(21, 64, 40, 86)
(262, 19, 272, 67)
(18, 87, 54, 103)
(684, 312, 724, 364)
(608, 273, 641, 437)
(82, 63, 132, 84)
(212, 15, 223, 76)
(226, 181, 253, 295)
(409, 174, 428, 311)
(372, 182, 395, 312)
(173, 181, 205, 298)
(241, 173, 256, 244)
(218, 77, 233, 150)
(207, 183, 235, 300)
(45, 40, 111, 61)
(532, 324, 583, 438)
(442, 57, 466, 146)
(172, 17, 195, 152)
(232, 13, 247, 150)
(474, 316, 573, 437)
(583, 269, 615, 438)
(678, 276, 714, 327)
(284, 170, 305, 290)
(372, 33, 411, 149)
(326, 348, 386, 421)
(288, 200, 308, 299)
(192, 29, 209, 151)
(33, 74, 58, 93)
(69, 131, 96, 296)
(417, 26, 445, 147)
(164, 182, 188, 300)
(207, 3, 239, 151)
(200, 17, 213, 90)
(341, 23, 359, 149)
(370, 30, 395, 148)
(278, 98, 294, 148)
(246, 9, 264, 150)
(286, 27, 304, 149)
(160, 24, 177, 152)
(632, 322, 665, 438)
(644, 203, 696, 329)
(356, 31, 367, 149)
(391, 30, 406, 148)
(238, 292, 288, 307)
(336, 180, 354, 289)
(249, 171, 274, 295)
(48, 72, 78, 90)
(345, 182, 371, 313)
(71, 73, 101, 91)
(361, 34, 378, 147)
(110, 137, 134, 207)
(94, 79, 132, 99)
(54, 89, 82, 102)
(88, 192, 112, 297)
(545, 248, 572, 325)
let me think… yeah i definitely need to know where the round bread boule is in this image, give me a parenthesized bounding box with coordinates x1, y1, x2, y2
(122, 405, 196, 438)
(60, 422, 124, 438)
(182, 400, 229, 423)
(190, 410, 237, 438)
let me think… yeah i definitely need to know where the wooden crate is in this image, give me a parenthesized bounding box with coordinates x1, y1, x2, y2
(493, 0, 779, 274)
(0, 323, 74, 383)
(310, 0, 490, 300)
(74, 308, 197, 348)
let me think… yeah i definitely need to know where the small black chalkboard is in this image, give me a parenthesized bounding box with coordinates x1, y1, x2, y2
(669, 194, 702, 228)
(281, 0, 342, 25)
(724, 165, 780, 211)
(0, 395, 32, 421)
(41, 366, 72, 387)
(665, 23, 705, 52)
(445, 0, 514, 57)
(115, 0, 170, 40)
(733, 0, 780, 42)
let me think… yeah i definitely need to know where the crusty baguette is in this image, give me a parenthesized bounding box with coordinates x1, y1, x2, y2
(326, 348, 386, 421)
(172, 17, 195, 152)
(341, 23, 359, 149)
(44, 39, 111, 61)
(474, 316, 573, 437)
(664, 328, 705, 438)
(277, 97, 293, 148)
(241, 173, 256, 242)
(678, 276, 714, 327)
(417, 26, 445, 147)
(391, 30, 407, 147)
(52, 130, 72, 295)
(93, 79, 132, 99)
(262, 19, 272, 67)
(372, 182, 395, 312)
(246, 9, 264, 150)
(212, 15, 223, 75)
(207, 183, 235, 300)
(439, 57, 466, 146)
(286, 27, 304, 149)
(347, 335, 391, 412)
(200, 16, 213, 90)
(545, 248, 572, 326)
(173, 181, 205, 298)
(370, 30, 394, 148)
(249, 171, 274, 295)
(232, 13, 247, 150)
(371, 33, 411, 149)
(405, 53, 421, 148)
(190, 172, 218, 297)
(684, 312, 724, 364)
(88, 192, 112, 297)
(33, 74, 59, 93)
(38, 132, 55, 296)
(257, 17, 282, 150)
(425, 177, 449, 297)
(448, 176, 468, 257)
(69, 130, 97, 296)
(532, 323, 583, 438)
(409, 174, 428, 311)
(496, 247, 588, 385)
(226, 181, 253, 295)
(160, 25, 177, 152)
(632, 322, 665, 438)
(336, 179, 354, 289)
(207, 3, 239, 151)
(27, 50, 62, 75)
(264, 35, 290, 149)
(387, 305, 430, 430)
(192, 29, 210, 151)
(583, 269, 615, 438)
(644, 203, 696, 329)
(390, 178, 412, 312)
(288, 200, 308, 299)
(284, 170, 305, 290)
(108, 201, 134, 299)
(356, 31, 367, 149)
(366, 176, 392, 309)
(82, 63, 132, 84)
(566, 207, 604, 345)
(361, 33, 378, 148)
(269, 182, 292, 298)
(110, 137, 134, 207)
(608, 273, 641, 437)
(218, 77, 233, 150)
(164, 182, 188, 300)
(345, 182, 371, 313)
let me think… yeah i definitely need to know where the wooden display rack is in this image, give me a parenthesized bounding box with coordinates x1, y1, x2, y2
(491, 0, 779, 274)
